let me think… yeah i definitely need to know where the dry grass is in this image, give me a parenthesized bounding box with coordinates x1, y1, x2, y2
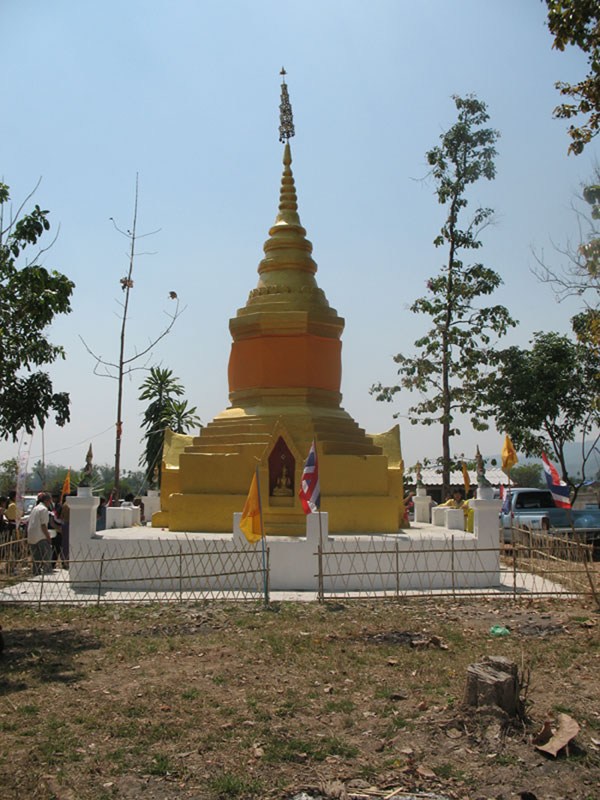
(1, 599, 600, 800)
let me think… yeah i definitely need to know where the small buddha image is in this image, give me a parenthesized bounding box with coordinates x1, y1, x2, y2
(272, 460, 293, 496)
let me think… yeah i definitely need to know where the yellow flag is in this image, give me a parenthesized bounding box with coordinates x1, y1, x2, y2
(501, 435, 518, 472)
(61, 468, 71, 503)
(461, 462, 470, 494)
(240, 473, 263, 544)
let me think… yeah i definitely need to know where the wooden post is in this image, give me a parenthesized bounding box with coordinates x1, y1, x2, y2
(395, 539, 399, 599)
(179, 543, 183, 603)
(317, 543, 324, 603)
(451, 534, 456, 599)
(97, 553, 105, 606)
(38, 564, 45, 610)
(512, 536, 517, 602)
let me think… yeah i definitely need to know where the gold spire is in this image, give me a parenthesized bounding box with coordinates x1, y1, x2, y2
(258, 140, 317, 277)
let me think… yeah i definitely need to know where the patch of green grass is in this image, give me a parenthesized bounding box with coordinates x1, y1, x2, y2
(146, 753, 172, 776)
(112, 721, 139, 739)
(247, 696, 272, 722)
(374, 685, 397, 700)
(212, 674, 226, 685)
(263, 734, 357, 763)
(265, 633, 286, 655)
(581, 712, 600, 731)
(19, 704, 39, 716)
(181, 688, 202, 700)
(0, 721, 17, 732)
(554, 703, 573, 714)
(434, 762, 464, 780)
(144, 722, 181, 744)
(495, 752, 518, 766)
(123, 703, 145, 718)
(38, 716, 81, 766)
(324, 699, 355, 714)
(207, 772, 262, 799)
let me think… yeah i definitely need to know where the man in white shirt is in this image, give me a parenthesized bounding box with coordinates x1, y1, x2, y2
(27, 493, 53, 575)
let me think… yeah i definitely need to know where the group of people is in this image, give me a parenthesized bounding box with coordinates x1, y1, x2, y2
(1, 491, 72, 576)
(27, 491, 72, 575)
(1, 489, 146, 576)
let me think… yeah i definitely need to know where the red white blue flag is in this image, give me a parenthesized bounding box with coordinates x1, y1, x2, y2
(299, 439, 320, 514)
(541, 452, 571, 509)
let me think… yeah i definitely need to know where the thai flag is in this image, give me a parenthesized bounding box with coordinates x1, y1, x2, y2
(299, 439, 320, 514)
(541, 452, 571, 509)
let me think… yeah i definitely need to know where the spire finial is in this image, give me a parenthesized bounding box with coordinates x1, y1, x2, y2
(278, 67, 295, 144)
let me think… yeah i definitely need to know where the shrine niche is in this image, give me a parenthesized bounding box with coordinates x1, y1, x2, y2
(269, 436, 295, 506)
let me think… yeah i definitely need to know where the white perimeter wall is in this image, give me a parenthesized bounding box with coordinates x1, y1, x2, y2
(66, 495, 501, 593)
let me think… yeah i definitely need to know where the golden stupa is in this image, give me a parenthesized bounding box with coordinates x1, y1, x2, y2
(153, 73, 405, 534)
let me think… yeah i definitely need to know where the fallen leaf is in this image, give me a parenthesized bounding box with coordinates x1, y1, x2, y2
(446, 728, 462, 739)
(416, 765, 436, 779)
(534, 713, 580, 757)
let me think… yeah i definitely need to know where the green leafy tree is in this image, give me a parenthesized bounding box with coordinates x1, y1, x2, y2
(509, 463, 544, 488)
(0, 458, 18, 495)
(544, 0, 600, 154)
(30, 460, 69, 493)
(486, 331, 600, 500)
(371, 95, 516, 495)
(138, 367, 200, 487)
(0, 181, 74, 438)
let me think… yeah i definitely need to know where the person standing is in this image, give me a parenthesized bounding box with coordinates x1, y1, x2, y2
(0, 497, 8, 544)
(5, 491, 22, 539)
(27, 492, 53, 575)
(49, 491, 63, 568)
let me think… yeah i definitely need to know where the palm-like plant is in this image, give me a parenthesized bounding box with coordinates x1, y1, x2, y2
(139, 367, 184, 486)
(164, 399, 202, 434)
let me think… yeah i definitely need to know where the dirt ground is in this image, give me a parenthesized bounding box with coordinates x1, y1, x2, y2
(0, 598, 599, 800)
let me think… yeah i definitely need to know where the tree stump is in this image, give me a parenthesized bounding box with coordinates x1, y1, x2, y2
(464, 655, 522, 717)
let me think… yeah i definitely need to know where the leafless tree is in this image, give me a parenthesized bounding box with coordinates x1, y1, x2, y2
(80, 174, 183, 499)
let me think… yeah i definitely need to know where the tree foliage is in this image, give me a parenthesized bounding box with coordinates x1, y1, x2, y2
(0, 182, 74, 438)
(372, 95, 516, 494)
(0, 458, 18, 496)
(509, 463, 545, 488)
(486, 330, 600, 498)
(544, 0, 600, 154)
(138, 367, 201, 486)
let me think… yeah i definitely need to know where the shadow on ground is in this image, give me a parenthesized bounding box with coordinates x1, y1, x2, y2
(0, 626, 100, 695)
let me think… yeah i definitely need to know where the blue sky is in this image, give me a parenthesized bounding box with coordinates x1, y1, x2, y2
(2, 0, 598, 477)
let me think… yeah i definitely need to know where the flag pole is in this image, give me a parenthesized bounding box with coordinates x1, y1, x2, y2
(254, 466, 269, 605)
(316, 438, 323, 550)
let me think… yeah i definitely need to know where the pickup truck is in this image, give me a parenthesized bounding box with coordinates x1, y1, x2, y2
(500, 488, 600, 547)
